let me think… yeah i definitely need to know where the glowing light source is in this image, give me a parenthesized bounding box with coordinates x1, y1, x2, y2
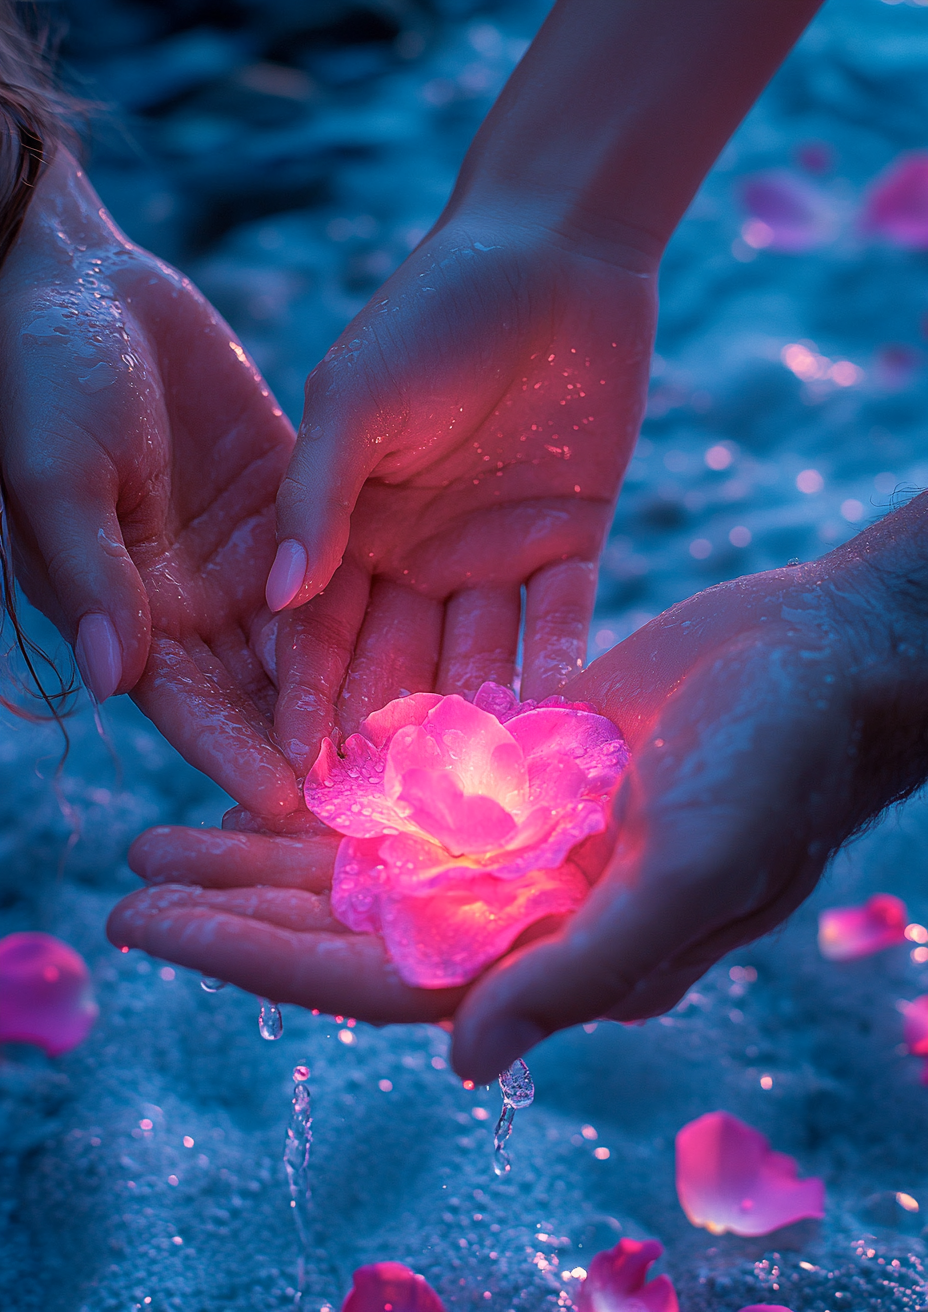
(304, 683, 628, 988)
(341, 1262, 445, 1312)
(675, 1111, 824, 1236)
(818, 893, 908, 960)
(0, 932, 98, 1056)
(574, 1238, 678, 1312)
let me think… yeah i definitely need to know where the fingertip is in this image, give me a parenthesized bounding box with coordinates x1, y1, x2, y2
(266, 538, 308, 612)
(75, 611, 122, 702)
(451, 1014, 547, 1085)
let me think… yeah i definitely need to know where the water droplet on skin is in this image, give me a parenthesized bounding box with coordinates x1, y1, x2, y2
(200, 977, 226, 993)
(259, 999, 283, 1040)
(493, 1059, 534, 1174)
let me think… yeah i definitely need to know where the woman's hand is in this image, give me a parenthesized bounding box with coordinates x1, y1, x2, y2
(267, 215, 657, 770)
(109, 498, 928, 1072)
(0, 149, 300, 815)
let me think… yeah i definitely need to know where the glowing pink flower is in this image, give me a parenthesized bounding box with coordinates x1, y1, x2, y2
(304, 682, 628, 988)
(818, 893, 908, 961)
(738, 171, 836, 252)
(575, 1238, 678, 1312)
(341, 1262, 445, 1312)
(675, 1111, 824, 1237)
(902, 995, 928, 1085)
(0, 932, 98, 1056)
(861, 153, 928, 248)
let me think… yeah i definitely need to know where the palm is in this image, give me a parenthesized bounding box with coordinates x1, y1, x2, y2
(273, 221, 657, 771)
(0, 165, 299, 814)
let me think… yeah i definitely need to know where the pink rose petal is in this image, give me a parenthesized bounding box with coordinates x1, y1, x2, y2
(738, 1306, 795, 1311)
(341, 1262, 445, 1312)
(576, 1238, 678, 1312)
(818, 894, 908, 961)
(676, 1111, 824, 1237)
(861, 153, 928, 249)
(304, 683, 629, 987)
(739, 171, 837, 252)
(902, 996, 928, 1085)
(0, 932, 98, 1056)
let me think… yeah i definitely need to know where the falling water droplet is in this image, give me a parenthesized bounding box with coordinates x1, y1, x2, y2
(493, 1058, 534, 1175)
(284, 1063, 313, 1302)
(200, 977, 226, 993)
(259, 999, 283, 1040)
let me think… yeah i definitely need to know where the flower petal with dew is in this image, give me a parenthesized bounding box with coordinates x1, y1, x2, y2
(341, 1262, 445, 1312)
(575, 1238, 678, 1312)
(738, 170, 836, 252)
(0, 932, 98, 1056)
(818, 893, 908, 961)
(676, 1111, 824, 1237)
(861, 152, 928, 249)
(305, 683, 629, 988)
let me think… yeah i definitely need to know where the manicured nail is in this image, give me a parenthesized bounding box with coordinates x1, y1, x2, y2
(266, 539, 308, 612)
(75, 612, 122, 702)
(467, 1017, 546, 1083)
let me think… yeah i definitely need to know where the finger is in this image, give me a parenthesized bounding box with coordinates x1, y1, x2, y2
(436, 585, 521, 697)
(4, 470, 151, 700)
(337, 579, 443, 737)
(107, 887, 463, 1024)
(521, 558, 598, 701)
(119, 883, 345, 933)
(129, 826, 339, 890)
(133, 634, 300, 816)
(269, 357, 388, 612)
(274, 557, 371, 773)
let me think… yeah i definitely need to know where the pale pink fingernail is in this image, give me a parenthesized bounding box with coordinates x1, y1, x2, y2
(75, 612, 123, 702)
(266, 539, 308, 612)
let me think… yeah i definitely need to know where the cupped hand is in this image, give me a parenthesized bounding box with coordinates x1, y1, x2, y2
(267, 213, 657, 770)
(0, 149, 300, 815)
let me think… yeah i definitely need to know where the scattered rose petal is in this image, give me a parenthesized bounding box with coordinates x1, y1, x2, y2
(341, 1262, 445, 1312)
(676, 1111, 824, 1237)
(575, 1238, 678, 1312)
(738, 1306, 795, 1312)
(305, 683, 629, 987)
(818, 893, 908, 960)
(738, 171, 837, 251)
(0, 932, 98, 1056)
(901, 995, 928, 1084)
(861, 152, 928, 248)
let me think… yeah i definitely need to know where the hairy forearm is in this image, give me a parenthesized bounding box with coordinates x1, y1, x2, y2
(448, 0, 823, 257)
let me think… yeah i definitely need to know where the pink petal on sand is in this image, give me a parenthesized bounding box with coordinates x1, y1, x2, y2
(818, 893, 908, 961)
(384, 697, 528, 808)
(341, 1262, 445, 1312)
(398, 768, 516, 855)
(862, 153, 928, 249)
(676, 1111, 824, 1237)
(360, 693, 444, 749)
(738, 1306, 795, 1312)
(0, 932, 98, 1056)
(305, 735, 406, 839)
(507, 707, 629, 796)
(739, 171, 836, 252)
(903, 996, 928, 1061)
(576, 1238, 679, 1312)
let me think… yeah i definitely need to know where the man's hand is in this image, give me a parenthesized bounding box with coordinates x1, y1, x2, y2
(266, 216, 657, 770)
(0, 150, 300, 815)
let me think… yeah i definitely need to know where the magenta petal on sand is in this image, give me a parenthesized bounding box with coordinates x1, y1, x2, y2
(738, 1306, 796, 1312)
(341, 1262, 445, 1312)
(676, 1111, 824, 1237)
(576, 1238, 678, 1312)
(0, 932, 98, 1056)
(862, 153, 928, 249)
(738, 170, 836, 252)
(818, 893, 908, 960)
(902, 995, 928, 1060)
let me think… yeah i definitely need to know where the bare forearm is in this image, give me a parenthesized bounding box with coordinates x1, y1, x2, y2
(449, 0, 823, 256)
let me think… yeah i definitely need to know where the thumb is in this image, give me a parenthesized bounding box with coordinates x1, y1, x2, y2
(6, 468, 151, 700)
(267, 352, 400, 612)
